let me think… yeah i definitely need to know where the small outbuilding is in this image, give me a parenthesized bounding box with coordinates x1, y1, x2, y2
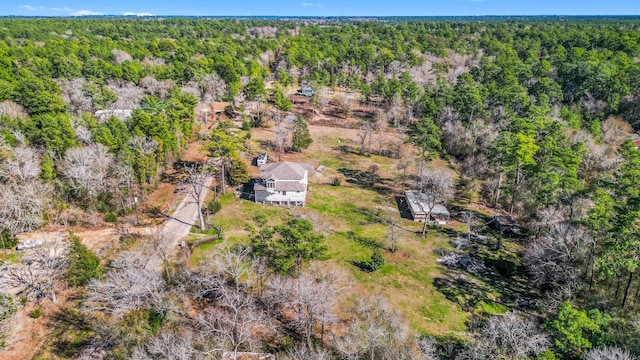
(256, 152, 268, 166)
(404, 190, 450, 224)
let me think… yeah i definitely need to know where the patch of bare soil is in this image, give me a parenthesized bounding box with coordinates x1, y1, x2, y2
(145, 182, 181, 214)
(72, 227, 122, 256)
(2, 294, 72, 360)
(180, 140, 210, 163)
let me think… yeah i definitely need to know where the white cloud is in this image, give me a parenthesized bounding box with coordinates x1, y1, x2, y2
(301, 2, 323, 7)
(70, 9, 103, 16)
(19, 5, 44, 11)
(122, 12, 155, 16)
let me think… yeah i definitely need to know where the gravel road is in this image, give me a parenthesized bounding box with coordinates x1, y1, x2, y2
(145, 176, 214, 271)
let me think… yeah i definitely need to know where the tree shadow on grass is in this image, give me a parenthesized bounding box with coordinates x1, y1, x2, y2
(433, 255, 538, 315)
(337, 167, 392, 195)
(353, 206, 386, 225)
(47, 306, 93, 358)
(343, 231, 385, 249)
(333, 144, 361, 156)
(350, 260, 377, 273)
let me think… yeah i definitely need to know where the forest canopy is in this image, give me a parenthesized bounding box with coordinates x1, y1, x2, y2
(0, 16, 640, 359)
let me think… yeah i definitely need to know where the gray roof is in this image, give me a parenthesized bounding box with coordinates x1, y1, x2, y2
(404, 190, 449, 216)
(275, 181, 306, 192)
(260, 162, 306, 181)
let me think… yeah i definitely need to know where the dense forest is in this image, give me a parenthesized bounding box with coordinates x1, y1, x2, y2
(1, 17, 640, 360)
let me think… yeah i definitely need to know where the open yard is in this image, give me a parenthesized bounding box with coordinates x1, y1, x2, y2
(189, 121, 527, 336)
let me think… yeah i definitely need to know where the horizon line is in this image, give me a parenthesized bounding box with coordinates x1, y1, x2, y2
(2, 14, 640, 18)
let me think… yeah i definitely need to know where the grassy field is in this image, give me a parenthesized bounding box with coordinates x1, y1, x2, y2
(191, 124, 529, 336)
(193, 181, 471, 334)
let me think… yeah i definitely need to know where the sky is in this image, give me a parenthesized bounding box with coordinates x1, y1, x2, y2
(4, 0, 640, 17)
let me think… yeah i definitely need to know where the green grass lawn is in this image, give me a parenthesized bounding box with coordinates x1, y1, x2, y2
(192, 143, 525, 336)
(196, 184, 471, 335)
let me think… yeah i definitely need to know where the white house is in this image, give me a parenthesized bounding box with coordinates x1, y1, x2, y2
(253, 162, 308, 206)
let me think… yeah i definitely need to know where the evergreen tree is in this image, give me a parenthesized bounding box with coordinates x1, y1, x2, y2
(66, 233, 102, 287)
(291, 116, 313, 152)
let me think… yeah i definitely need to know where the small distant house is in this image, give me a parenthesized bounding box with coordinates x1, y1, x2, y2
(300, 88, 313, 97)
(367, 94, 385, 103)
(254, 162, 308, 206)
(95, 109, 132, 122)
(297, 84, 314, 97)
(630, 134, 640, 149)
(404, 190, 450, 224)
(256, 152, 268, 166)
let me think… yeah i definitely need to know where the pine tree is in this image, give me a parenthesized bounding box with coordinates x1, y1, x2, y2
(291, 116, 313, 152)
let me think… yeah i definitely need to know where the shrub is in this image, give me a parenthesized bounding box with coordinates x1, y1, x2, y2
(207, 200, 222, 215)
(332, 177, 341, 186)
(0, 294, 16, 321)
(29, 307, 42, 319)
(0, 230, 18, 249)
(368, 249, 385, 271)
(104, 211, 118, 223)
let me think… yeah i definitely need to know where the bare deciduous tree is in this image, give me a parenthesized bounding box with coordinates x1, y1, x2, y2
(524, 222, 591, 291)
(0, 145, 41, 182)
(460, 211, 480, 245)
(207, 247, 255, 292)
(73, 121, 94, 144)
(198, 73, 227, 103)
(61, 144, 113, 200)
(84, 251, 168, 318)
(3, 240, 68, 303)
(581, 93, 607, 118)
(57, 78, 92, 114)
(273, 112, 295, 161)
(196, 284, 266, 358)
(375, 110, 388, 154)
(106, 80, 146, 110)
(181, 164, 213, 231)
(356, 120, 374, 156)
(0, 180, 53, 235)
(265, 265, 345, 348)
(585, 346, 638, 360)
(334, 295, 408, 360)
(460, 313, 549, 360)
(139, 76, 173, 99)
(601, 116, 634, 148)
(0, 100, 29, 119)
(131, 330, 202, 360)
(111, 49, 133, 64)
(417, 336, 441, 360)
(280, 344, 332, 360)
(419, 170, 455, 236)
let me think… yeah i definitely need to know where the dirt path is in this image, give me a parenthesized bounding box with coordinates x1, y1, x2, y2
(144, 175, 214, 271)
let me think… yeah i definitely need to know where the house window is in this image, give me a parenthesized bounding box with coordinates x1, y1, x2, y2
(266, 180, 275, 189)
(282, 191, 287, 195)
